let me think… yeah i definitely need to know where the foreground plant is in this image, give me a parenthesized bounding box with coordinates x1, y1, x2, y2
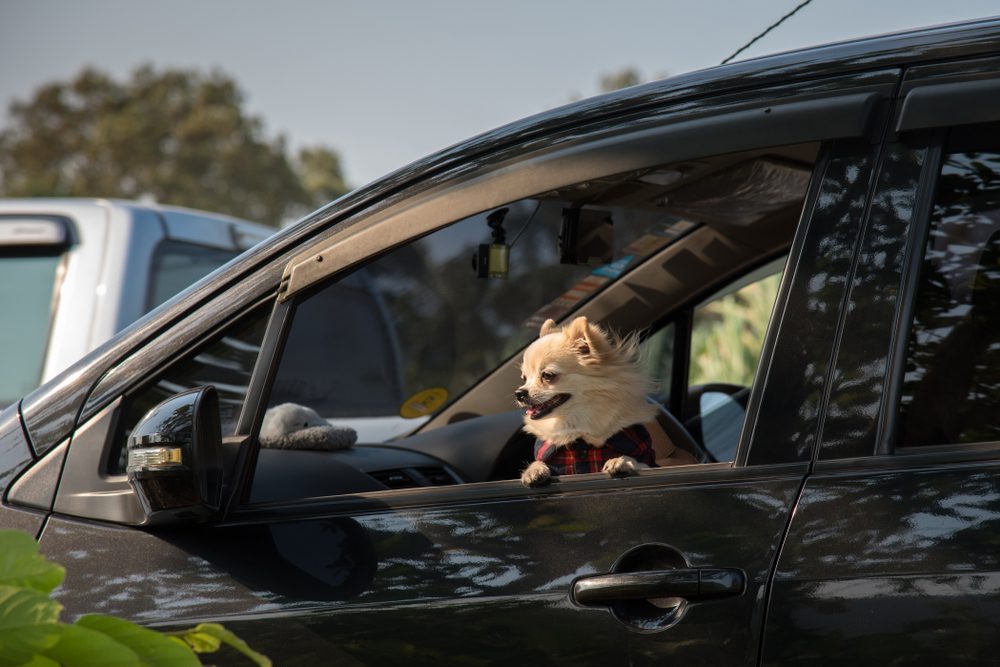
(0, 530, 269, 667)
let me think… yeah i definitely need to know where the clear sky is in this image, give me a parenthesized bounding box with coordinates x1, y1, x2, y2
(1, 1, 997, 187)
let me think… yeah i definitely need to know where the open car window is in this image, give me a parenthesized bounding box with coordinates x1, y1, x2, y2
(267, 198, 693, 443)
(247, 144, 816, 501)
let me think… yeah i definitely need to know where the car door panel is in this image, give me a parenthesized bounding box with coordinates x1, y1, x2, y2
(764, 464, 1000, 664)
(42, 468, 803, 665)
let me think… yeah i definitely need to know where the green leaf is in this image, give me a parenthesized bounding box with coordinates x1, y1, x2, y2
(0, 531, 66, 594)
(11, 654, 60, 667)
(177, 623, 271, 667)
(0, 586, 63, 667)
(173, 629, 221, 653)
(40, 624, 141, 667)
(76, 615, 201, 667)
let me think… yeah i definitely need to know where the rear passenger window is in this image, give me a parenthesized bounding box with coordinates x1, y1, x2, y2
(898, 123, 1000, 447)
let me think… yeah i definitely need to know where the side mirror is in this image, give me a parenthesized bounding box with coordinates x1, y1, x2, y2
(126, 386, 223, 523)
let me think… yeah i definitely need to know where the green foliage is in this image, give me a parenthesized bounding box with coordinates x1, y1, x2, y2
(690, 273, 781, 387)
(598, 67, 642, 93)
(166, 624, 270, 666)
(0, 530, 270, 667)
(0, 65, 349, 225)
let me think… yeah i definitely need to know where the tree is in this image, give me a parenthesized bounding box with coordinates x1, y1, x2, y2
(0, 65, 349, 225)
(295, 145, 350, 210)
(598, 67, 643, 92)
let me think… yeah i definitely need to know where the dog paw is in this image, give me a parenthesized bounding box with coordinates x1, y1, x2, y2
(521, 461, 553, 487)
(603, 456, 641, 478)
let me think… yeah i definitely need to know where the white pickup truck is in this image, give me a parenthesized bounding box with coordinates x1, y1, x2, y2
(0, 198, 273, 407)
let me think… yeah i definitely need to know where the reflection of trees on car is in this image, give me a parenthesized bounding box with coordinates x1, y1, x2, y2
(900, 146, 1000, 446)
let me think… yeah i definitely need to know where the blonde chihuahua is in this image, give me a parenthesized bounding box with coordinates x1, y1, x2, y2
(515, 316, 660, 487)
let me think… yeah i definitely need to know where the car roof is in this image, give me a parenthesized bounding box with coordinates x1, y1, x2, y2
(269, 17, 1000, 247)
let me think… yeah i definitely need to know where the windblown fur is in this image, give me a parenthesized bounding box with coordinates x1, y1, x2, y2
(516, 316, 657, 447)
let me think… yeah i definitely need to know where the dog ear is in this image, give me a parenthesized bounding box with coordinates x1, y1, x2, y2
(539, 319, 560, 337)
(565, 316, 611, 364)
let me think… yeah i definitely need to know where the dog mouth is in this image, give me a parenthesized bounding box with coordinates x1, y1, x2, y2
(522, 393, 571, 420)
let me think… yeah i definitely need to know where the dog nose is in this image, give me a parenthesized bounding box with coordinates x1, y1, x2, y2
(514, 388, 528, 403)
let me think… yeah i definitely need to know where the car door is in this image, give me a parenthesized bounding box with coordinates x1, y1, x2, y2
(31, 70, 895, 666)
(762, 57, 1000, 664)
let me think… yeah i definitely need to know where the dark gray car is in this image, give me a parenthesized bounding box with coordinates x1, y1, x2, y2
(4, 18, 1000, 665)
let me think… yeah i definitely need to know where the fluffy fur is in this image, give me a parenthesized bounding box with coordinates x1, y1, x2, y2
(515, 316, 658, 486)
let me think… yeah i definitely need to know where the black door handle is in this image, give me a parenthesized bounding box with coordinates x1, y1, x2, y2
(572, 568, 745, 606)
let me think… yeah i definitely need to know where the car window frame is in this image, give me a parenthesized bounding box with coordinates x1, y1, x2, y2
(812, 58, 1000, 469)
(229, 78, 896, 514)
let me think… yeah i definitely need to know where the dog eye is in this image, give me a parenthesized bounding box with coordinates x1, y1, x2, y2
(541, 371, 558, 383)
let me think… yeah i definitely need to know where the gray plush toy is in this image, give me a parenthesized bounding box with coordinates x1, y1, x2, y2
(260, 402, 357, 451)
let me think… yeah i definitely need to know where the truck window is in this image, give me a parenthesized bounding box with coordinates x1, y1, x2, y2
(0, 215, 69, 407)
(146, 240, 237, 311)
(0, 249, 62, 406)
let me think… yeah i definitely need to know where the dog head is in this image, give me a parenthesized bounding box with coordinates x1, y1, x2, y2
(515, 316, 656, 444)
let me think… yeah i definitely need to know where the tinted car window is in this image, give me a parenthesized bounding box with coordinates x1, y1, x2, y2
(818, 141, 927, 459)
(898, 123, 1000, 447)
(747, 140, 880, 465)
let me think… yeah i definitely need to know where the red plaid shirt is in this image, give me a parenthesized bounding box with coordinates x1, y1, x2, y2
(534, 425, 657, 475)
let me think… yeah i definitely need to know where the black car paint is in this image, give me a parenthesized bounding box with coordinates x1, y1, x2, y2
(42, 464, 801, 665)
(760, 56, 1000, 664)
(2, 18, 1000, 667)
(817, 141, 928, 460)
(743, 139, 881, 466)
(765, 463, 1000, 664)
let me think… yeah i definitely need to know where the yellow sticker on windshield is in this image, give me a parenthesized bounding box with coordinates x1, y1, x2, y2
(400, 388, 449, 419)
